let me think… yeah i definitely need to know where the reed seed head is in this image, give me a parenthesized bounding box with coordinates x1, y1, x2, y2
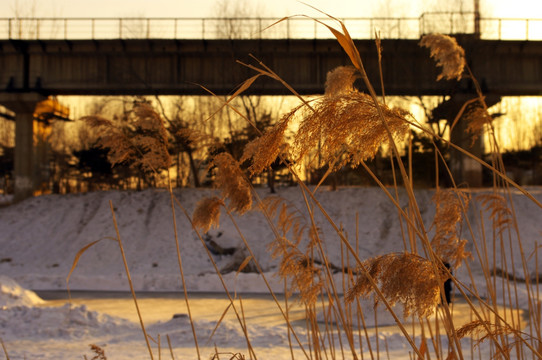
(82, 101, 171, 173)
(269, 236, 322, 305)
(419, 34, 466, 81)
(291, 89, 409, 170)
(241, 116, 290, 177)
(431, 189, 472, 269)
(193, 196, 224, 233)
(456, 320, 516, 350)
(465, 102, 493, 146)
(346, 253, 447, 318)
(212, 152, 252, 214)
(324, 66, 359, 96)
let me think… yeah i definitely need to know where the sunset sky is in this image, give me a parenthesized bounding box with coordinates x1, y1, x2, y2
(1, 0, 541, 19)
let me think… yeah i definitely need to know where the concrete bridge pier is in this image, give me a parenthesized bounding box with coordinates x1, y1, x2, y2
(0, 93, 46, 201)
(432, 93, 501, 188)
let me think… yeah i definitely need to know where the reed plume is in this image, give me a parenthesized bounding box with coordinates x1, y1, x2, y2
(241, 116, 290, 177)
(211, 152, 252, 214)
(464, 101, 494, 145)
(324, 65, 360, 96)
(177, 127, 222, 153)
(83, 115, 137, 166)
(192, 151, 252, 233)
(269, 236, 323, 305)
(83, 100, 171, 173)
(431, 189, 472, 269)
(419, 34, 466, 81)
(258, 196, 307, 242)
(346, 253, 448, 317)
(477, 193, 513, 235)
(456, 320, 516, 350)
(193, 196, 224, 233)
(289, 66, 409, 170)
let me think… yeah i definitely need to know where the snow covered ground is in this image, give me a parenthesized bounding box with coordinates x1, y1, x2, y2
(1, 186, 541, 359)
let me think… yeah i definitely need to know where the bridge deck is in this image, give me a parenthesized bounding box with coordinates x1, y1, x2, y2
(0, 37, 541, 97)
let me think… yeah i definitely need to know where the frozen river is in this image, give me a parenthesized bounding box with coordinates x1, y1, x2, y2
(35, 290, 527, 334)
(2, 289, 529, 359)
(36, 290, 309, 327)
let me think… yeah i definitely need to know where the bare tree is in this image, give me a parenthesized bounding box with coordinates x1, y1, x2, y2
(212, 0, 266, 39)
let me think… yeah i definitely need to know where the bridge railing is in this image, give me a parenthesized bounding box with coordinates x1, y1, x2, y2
(1, 14, 541, 41)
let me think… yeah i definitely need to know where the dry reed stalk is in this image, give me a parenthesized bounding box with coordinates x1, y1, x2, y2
(237, 296, 254, 360)
(535, 244, 542, 351)
(166, 177, 201, 360)
(282, 280, 296, 360)
(424, 317, 440, 360)
(297, 187, 360, 358)
(375, 32, 386, 102)
(109, 201, 154, 360)
(0, 338, 9, 360)
(172, 197, 259, 359)
(224, 210, 313, 358)
(355, 296, 374, 360)
(158, 334, 162, 360)
(166, 334, 175, 360)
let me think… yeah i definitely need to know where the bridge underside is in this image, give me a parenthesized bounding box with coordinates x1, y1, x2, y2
(1, 37, 541, 97)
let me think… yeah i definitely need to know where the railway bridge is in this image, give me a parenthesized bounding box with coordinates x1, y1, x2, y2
(1, 15, 541, 199)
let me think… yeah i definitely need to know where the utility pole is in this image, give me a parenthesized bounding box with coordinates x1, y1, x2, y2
(474, 0, 480, 37)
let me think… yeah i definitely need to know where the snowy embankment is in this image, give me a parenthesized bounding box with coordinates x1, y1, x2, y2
(1, 186, 541, 295)
(0, 186, 541, 359)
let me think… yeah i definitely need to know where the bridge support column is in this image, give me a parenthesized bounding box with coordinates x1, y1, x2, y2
(433, 94, 501, 188)
(450, 118, 484, 187)
(0, 93, 46, 202)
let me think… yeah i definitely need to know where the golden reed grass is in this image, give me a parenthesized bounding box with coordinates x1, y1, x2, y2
(65, 12, 542, 360)
(82, 100, 171, 173)
(419, 34, 466, 81)
(345, 253, 448, 318)
(431, 189, 472, 270)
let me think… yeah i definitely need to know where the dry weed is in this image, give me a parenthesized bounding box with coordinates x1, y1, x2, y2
(88, 344, 107, 360)
(269, 236, 323, 305)
(346, 253, 448, 317)
(83, 100, 171, 173)
(419, 34, 466, 81)
(241, 116, 290, 177)
(211, 152, 252, 214)
(464, 101, 494, 145)
(431, 189, 472, 269)
(477, 193, 513, 235)
(456, 320, 517, 352)
(324, 65, 360, 95)
(258, 196, 307, 243)
(193, 196, 224, 233)
(290, 67, 409, 170)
